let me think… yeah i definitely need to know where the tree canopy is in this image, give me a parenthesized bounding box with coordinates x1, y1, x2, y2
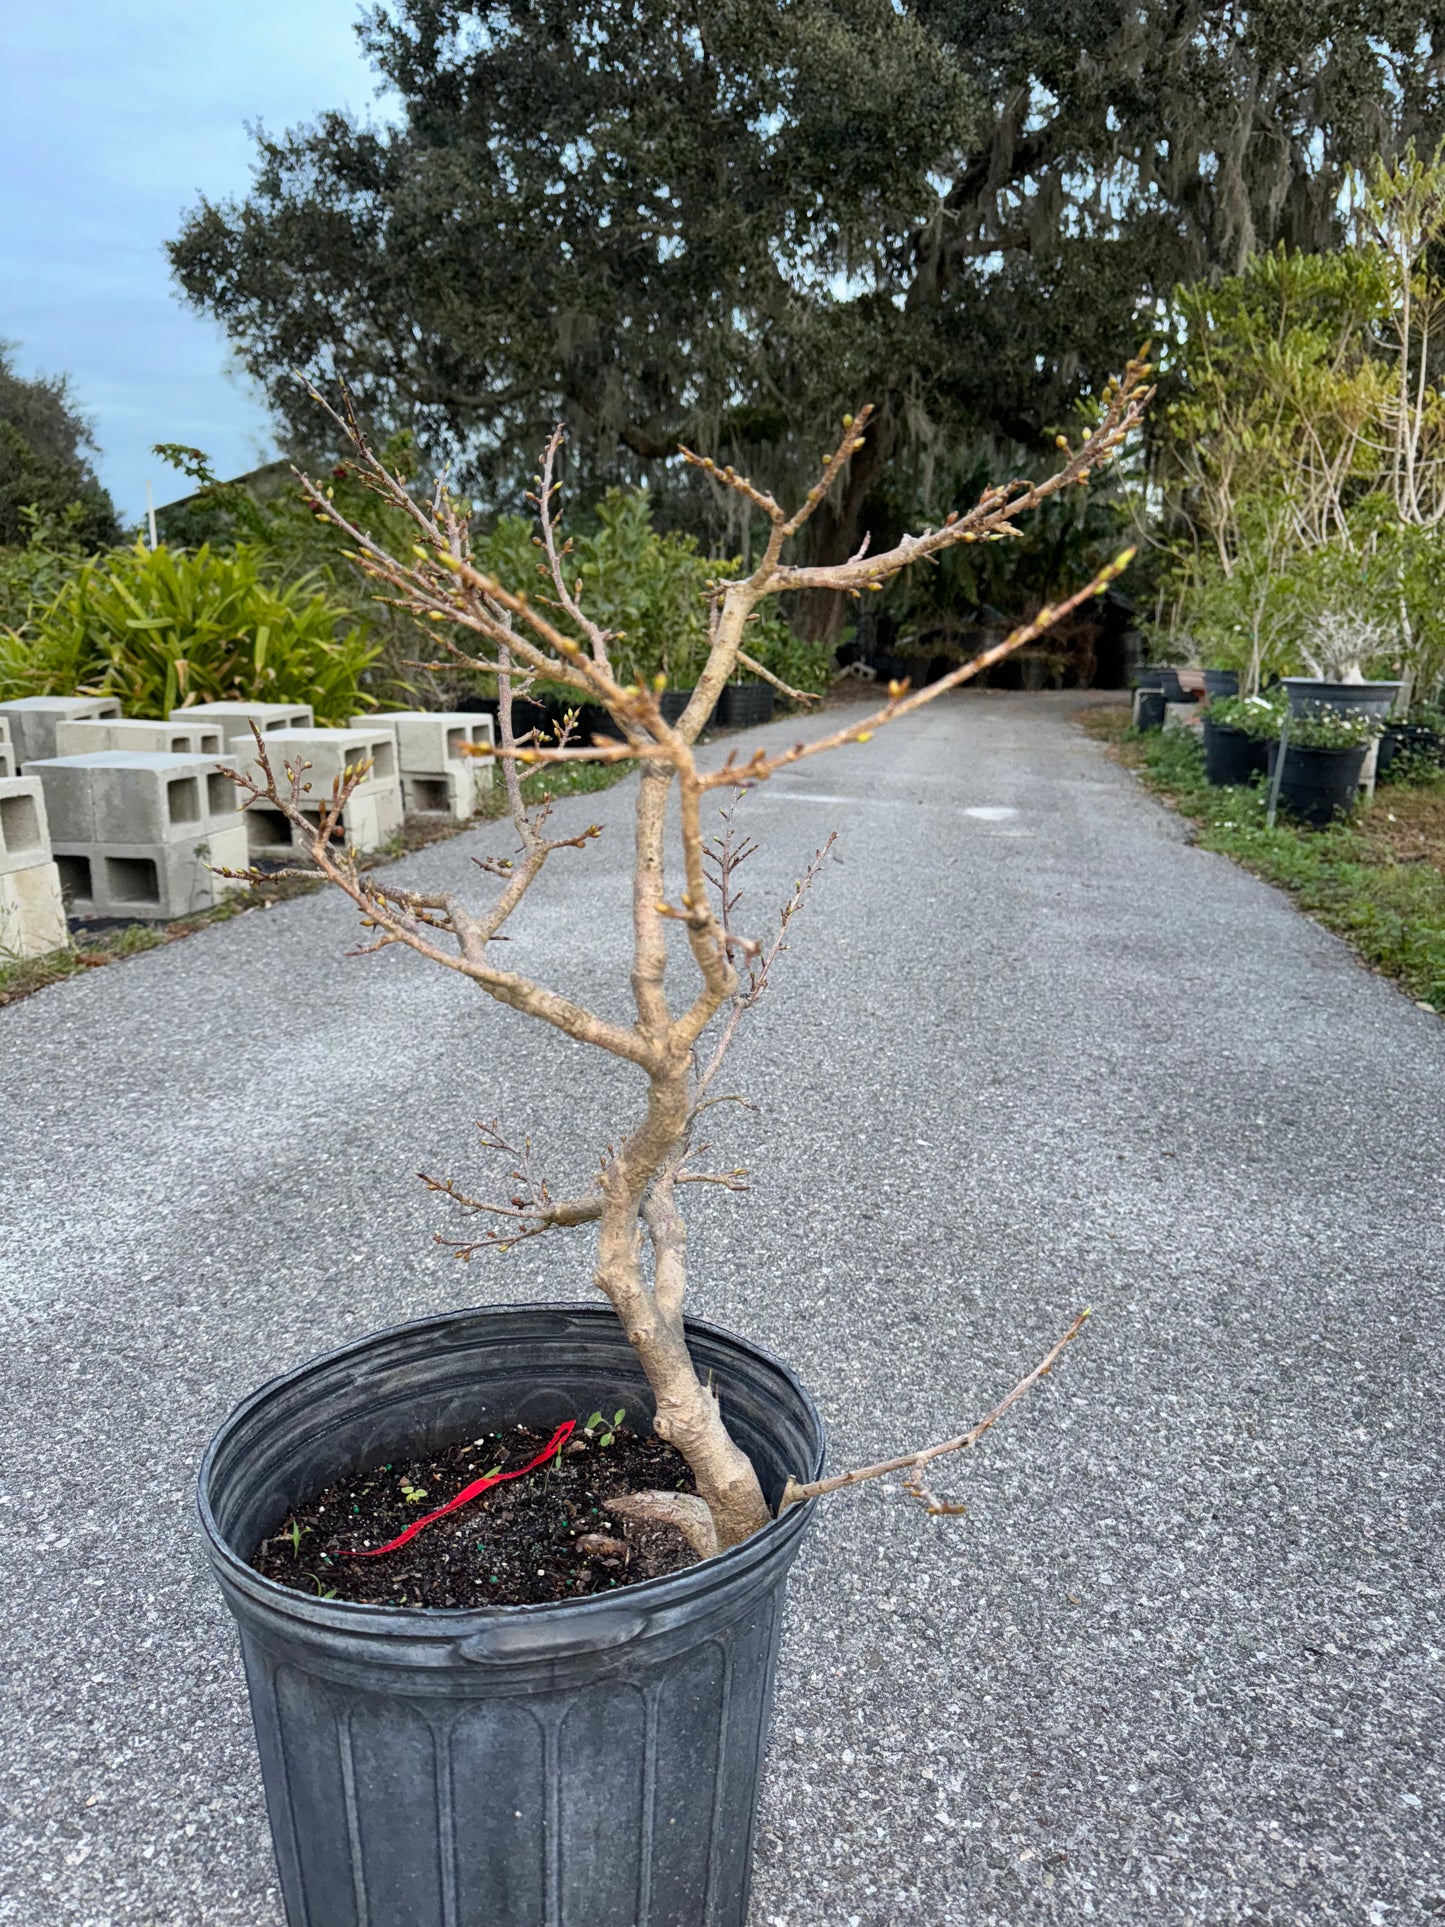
(168, 0, 1445, 579)
(0, 344, 120, 550)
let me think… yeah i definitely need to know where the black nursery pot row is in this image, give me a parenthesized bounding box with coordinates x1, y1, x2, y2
(463, 684, 775, 738)
(1203, 717, 1363, 825)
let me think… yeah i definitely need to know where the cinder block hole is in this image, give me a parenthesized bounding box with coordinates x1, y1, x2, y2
(167, 777, 201, 825)
(56, 854, 92, 902)
(169, 735, 192, 751)
(0, 792, 40, 852)
(408, 777, 450, 813)
(445, 727, 467, 759)
(201, 734, 222, 754)
(369, 740, 397, 780)
(206, 773, 234, 815)
(245, 807, 292, 852)
(106, 856, 160, 905)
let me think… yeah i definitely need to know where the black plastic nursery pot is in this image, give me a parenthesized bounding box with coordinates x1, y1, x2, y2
(1281, 677, 1403, 723)
(197, 1304, 825, 1927)
(1135, 688, 1167, 731)
(1378, 722, 1444, 779)
(1267, 741, 1368, 827)
(715, 682, 775, 729)
(1202, 717, 1268, 787)
(658, 688, 719, 729)
(1202, 668, 1240, 700)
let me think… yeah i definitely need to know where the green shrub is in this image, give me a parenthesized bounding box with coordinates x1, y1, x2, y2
(0, 539, 377, 721)
(476, 488, 827, 698)
(1206, 690, 1287, 738)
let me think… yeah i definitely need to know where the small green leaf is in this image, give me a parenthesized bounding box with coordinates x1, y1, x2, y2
(585, 1410, 604, 1431)
(613, 1408, 626, 1428)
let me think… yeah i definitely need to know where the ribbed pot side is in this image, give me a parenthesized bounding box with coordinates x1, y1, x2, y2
(197, 1304, 826, 1927)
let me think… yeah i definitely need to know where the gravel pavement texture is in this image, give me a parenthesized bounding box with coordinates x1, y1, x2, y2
(1, 690, 1441, 1926)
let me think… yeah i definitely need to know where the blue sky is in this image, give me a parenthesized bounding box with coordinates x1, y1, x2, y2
(0, 2, 389, 522)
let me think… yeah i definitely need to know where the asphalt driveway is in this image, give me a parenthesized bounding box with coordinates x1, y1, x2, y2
(1, 691, 1440, 1925)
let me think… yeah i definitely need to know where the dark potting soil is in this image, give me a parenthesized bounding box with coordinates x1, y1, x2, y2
(251, 1425, 700, 1609)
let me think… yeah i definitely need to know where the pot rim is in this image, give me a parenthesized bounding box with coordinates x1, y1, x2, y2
(1280, 677, 1406, 695)
(197, 1301, 825, 1635)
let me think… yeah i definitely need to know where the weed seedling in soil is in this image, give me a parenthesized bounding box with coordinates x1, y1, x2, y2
(584, 1408, 626, 1448)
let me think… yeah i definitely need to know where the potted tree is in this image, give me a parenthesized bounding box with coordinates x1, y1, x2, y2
(1281, 613, 1404, 725)
(198, 362, 1149, 1927)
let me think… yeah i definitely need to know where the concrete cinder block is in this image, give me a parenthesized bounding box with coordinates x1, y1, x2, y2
(0, 776, 53, 877)
(0, 859, 70, 959)
(25, 753, 242, 846)
(52, 823, 251, 920)
(168, 700, 313, 742)
(19, 758, 95, 842)
(0, 696, 123, 765)
(362, 711, 494, 818)
(0, 744, 15, 781)
(360, 711, 494, 771)
(54, 717, 225, 758)
(400, 770, 472, 818)
(242, 778, 403, 859)
(227, 727, 399, 796)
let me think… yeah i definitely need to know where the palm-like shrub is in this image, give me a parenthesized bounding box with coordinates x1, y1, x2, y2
(0, 539, 377, 720)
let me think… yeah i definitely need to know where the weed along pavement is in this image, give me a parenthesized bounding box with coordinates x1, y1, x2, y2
(1, 690, 1440, 1925)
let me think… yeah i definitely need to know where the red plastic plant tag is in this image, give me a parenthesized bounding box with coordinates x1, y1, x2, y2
(337, 1419, 576, 1558)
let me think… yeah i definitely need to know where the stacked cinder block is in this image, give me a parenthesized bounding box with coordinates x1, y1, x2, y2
(224, 726, 404, 856)
(167, 700, 313, 743)
(54, 717, 225, 758)
(0, 776, 69, 959)
(0, 718, 14, 782)
(358, 711, 496, 819)
(0, 695, 123, 764)
(24, 751, 249, 920)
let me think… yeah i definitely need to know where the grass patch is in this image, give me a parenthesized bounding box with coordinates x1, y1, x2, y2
(0, 755, 637, 1011)
(1077, 704, 1445, 1010)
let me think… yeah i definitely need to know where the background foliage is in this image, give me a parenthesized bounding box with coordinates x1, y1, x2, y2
(0, 537, 378, 722)
(0, 343, 120, 552)
(1147, 150, 1445, 702)
(167, 0, 1445, 637)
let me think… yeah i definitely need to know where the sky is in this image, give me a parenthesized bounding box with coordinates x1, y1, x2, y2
(0, 2, 389, 523)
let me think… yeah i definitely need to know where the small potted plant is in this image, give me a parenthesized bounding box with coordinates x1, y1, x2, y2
(198, 362, 1149, 1927)
(1378, 699, 1445, 779)
(1200, 690, 1274, 786)
(1265, 702, 1382, 826)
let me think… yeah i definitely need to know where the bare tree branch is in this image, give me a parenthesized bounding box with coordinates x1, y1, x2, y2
(779, 1310, 1091, 1509)
(274, 354, 1146, 1552)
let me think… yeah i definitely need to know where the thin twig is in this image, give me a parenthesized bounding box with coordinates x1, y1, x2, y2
(779, 1309, 1091, 1508)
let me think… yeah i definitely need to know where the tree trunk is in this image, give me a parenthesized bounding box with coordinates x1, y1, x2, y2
(798, 411, 897, 645)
